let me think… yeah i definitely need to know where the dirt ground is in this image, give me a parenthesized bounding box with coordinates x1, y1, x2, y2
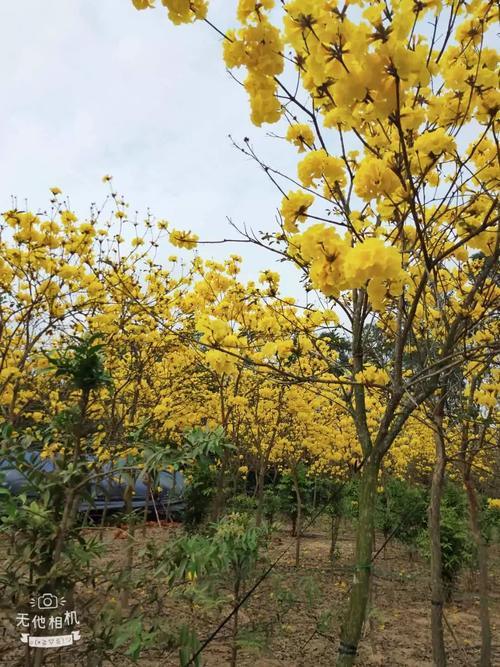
(1, 521, 499, 666)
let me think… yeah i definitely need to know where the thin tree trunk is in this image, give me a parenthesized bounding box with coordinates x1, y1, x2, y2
(143, 475, 150, 536)
(464, 478, 491, 666)
(364, 560, 376, 655)
(230, 575, 241, 667)
(336, 457, 379, 666)
(52, 389, 89, 567)
(33, 648, 44, 667)
(120, 481, 135, 612)
(212, 455, 228, 521)
(330, 513, 341, 562)
(255, 464, 266, 527)
(292, 470, 302, 567)
(86, 650, 103, 667)
(429, 402, 447, 667)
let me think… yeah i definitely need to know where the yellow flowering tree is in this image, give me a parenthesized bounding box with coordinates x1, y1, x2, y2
(129, 1, 499, 663)
(175, 257, 355, 520)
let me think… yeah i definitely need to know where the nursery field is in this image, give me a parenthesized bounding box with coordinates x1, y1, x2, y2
(1, 518, 499, 667)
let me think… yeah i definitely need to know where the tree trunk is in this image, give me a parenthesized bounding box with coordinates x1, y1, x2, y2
(120, 481, 135, 612)
(52, 388, 90, 567)
(464, 478, 491, 666)
(143, 474, 150, 536)
(428, 405, 447, 667)
(336, 457, 379, 666)
(255, 464, 266, 527)
(292, 471, 302, 567)
(86, 651, 103, 667)
(330, 513, 341, 562)
(230, 575, 241, 667)
(212, 451, 230, 521)
(32, 649, 44, 667)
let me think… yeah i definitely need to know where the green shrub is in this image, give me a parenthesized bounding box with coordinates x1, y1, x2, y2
(480, 497, 500, 544)
(181, 427, 235, 527)
(341, 478, 360, 520)
(376, 477, 428, 546)
(417, 482, 475, 599)
(440, 500, 475, 595)
(182, 457, 218, 527)
(226, 493, 258, 516)
(262, 487, 282, 523)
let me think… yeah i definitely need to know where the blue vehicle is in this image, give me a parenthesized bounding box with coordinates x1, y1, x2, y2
(0, 452, 185, 521)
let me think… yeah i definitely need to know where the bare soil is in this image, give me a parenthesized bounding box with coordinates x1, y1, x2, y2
(1, 521, 499, 666)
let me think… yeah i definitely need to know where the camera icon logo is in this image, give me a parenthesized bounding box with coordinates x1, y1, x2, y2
(30, 593, 65, 610)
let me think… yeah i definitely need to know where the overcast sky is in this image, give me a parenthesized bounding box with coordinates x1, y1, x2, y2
(1, 1, 305, 295)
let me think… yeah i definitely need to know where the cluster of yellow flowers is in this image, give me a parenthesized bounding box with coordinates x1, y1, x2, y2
(464, 368, 499, 410)
(298, 149, 346, 193)
(355, 364, 390, 388)
(132, 0, 207, 24)
(223, 2, 283, 125)
(344, 238, 406, 310)
(289, 224, 349, 296)
(286, 123, 315, 153)
(280, 191, 314, 233)
(205, 349, 238, 375)
(289, 226, 406, 309)
(353, 158, 400, 202)
(169, 228, 199, 249)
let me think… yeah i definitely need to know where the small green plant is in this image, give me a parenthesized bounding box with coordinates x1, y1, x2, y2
(112, 616, 159, 661)
(215, 512, 267, 667)
(123, 511, 268, 666)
